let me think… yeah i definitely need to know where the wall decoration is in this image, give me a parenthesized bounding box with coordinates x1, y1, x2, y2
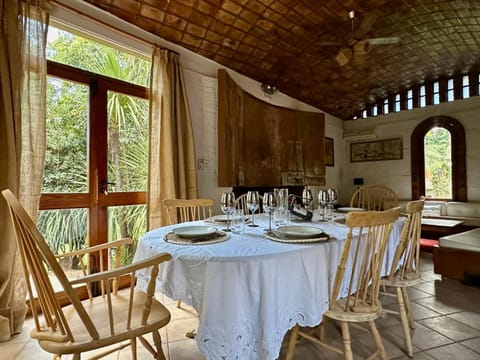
(325, 137, 334, 166)
(350, 138, 403, 162)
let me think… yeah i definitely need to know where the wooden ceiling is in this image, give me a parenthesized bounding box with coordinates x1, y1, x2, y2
(82, 0, 480, 120)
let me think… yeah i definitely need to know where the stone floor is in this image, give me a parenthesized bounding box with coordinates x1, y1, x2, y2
(2, 252, 480, 359)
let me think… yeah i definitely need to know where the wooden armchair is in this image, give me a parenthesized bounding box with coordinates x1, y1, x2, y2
(380, 199, 424, 357)
(286, 207, 401, 360)
(162, 198, 213, 225)
(350, 184, 398, 210)
(2, 189, 171, 360)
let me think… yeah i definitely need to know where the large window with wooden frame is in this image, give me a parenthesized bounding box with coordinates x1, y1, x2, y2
(39, 26, 151, 286)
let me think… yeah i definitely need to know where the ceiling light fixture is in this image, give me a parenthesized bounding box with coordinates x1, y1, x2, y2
(261, 83, 277, 95)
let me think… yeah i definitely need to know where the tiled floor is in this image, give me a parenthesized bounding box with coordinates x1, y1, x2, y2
(2, 252, 480, 359)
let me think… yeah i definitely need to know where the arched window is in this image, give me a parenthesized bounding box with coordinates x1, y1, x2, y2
(424, 127, 451, 198)
(411, 116, 466, 201)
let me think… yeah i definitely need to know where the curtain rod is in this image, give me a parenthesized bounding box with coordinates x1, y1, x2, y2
(49, 0, 179, 55)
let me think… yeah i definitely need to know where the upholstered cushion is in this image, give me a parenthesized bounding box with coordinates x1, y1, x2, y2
(439, 228, 480, 253)
(440, 202, 480, 218)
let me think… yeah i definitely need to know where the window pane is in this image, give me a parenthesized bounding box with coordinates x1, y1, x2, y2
(43, 77, 88, 193)
(108, 205, 147, 265)
(107, 92, 148, 192)
(424, 127, 452, 199)
(372, 104, 378, 116)
(37, 208, 88, 255)
(47, 26, 150, 87)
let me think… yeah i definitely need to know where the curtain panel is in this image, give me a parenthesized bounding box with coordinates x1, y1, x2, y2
(147, 48, 198, 229)
(0, 0, 48, 340)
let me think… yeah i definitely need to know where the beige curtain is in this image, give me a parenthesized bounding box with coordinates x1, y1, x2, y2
(0, 0, 48, 340)
(147, 48, 198, 229)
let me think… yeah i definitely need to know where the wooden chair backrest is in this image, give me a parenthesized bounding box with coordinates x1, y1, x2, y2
(330, 207, 401, 313)
(2, 189, 168, 345)
(162, 198, 213, 224)
(350, 184, 398, 210)
(387, 199, 424, 281)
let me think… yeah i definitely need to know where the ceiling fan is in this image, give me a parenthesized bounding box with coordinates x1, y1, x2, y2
(325, 10, 400, 66)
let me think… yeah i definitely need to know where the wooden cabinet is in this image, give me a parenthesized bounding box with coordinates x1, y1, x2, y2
(218, 69, 325, 187)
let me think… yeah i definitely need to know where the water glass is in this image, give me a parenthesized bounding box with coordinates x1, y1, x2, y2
(231, 210, 245, 234)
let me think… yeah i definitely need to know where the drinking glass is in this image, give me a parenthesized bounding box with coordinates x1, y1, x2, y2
(327, 188, 338, 221)
(302, 187, 313, 210)
(318, 189, 328, 221)
(231, 209, 245, 234)
(246, 191, 260, 227)
(263, 192, 277, 232)
(275, 188, 289, 225)
(220, 191, 236, 232)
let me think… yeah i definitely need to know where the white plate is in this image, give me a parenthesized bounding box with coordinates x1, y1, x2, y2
(212, 214, 243, 222)
(336, 207, 366, 213)
(172, 225, 217, 239)
(276, 225, 325, 239)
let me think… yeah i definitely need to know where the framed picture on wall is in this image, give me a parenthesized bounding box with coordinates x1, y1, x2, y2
(325, 137, 334, 166)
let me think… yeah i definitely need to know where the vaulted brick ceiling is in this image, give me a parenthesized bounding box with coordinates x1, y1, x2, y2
(82, 0, 480, 120)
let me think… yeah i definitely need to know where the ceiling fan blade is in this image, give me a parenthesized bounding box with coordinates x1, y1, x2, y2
(367, 37, 400, 45)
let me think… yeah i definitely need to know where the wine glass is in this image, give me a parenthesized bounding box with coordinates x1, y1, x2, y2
(326, 188, 338, 221)
(246, 191, 260, 227)
(318, 190, 328, 221)
(263, 192, 277, 232)
(220, 192, 236, 232)
(302, 187, 313, 210)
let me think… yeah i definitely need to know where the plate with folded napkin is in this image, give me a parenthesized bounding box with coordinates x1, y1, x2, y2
(166, 226, 229, 245)
(264, 226, 331, 243)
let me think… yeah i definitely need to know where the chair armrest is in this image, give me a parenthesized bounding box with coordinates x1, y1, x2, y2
(55, 238, 133, 259)
(69, 252, 172, 285)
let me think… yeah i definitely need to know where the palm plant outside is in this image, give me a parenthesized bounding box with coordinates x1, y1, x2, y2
(39, 29, 150, 263)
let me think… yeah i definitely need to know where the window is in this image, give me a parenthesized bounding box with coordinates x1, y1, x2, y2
(41, 25, 151, 270)
(424, 127, 452, 199)
(394, 94, 400, 112)
(419, 85, 426, 107)
(407, 89, 413, 109)
(372, 104, 378, 116)
(462, 75, 470, 99)
(411, 116, 466, 201)
(433, 81, 440, 104)
(383, 99, 389, 114)
(447, 78, 454, 101)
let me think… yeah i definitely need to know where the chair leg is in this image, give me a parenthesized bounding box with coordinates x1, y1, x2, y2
(369, 320, 387, 360)
(176, 299, 182, 308)
(285, 325, 300, 360)
(319, 316, 327, 341)
(401, 287, 415, 329)
(131, 337, 137, 360)
(72, 354, 81, 360)
(153, 329, 166, 360)
(340, 322, 353, 360)
(397, 288, 414, 357)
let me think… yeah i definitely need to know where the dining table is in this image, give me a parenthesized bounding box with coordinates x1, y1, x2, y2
(133, 213, 404, 360)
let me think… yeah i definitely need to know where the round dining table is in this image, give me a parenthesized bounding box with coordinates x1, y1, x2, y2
(133, 214, 403, 360)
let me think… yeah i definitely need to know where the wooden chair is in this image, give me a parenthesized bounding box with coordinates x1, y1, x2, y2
(350, 184, 399, 210)
(162, 198, 213, 225)
(380, 199, 424, 357)
(286, 207, 401, 360)
(163, 198, 213, 308)
(2, 189, 171, 360)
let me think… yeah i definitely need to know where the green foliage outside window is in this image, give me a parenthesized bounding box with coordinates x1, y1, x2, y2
(424, 127, 452, 199)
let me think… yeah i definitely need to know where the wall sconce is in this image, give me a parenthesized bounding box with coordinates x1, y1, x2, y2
(261, 83, 277, 95)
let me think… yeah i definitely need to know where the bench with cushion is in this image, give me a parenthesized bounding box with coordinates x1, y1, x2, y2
(433, 228, 480, 281)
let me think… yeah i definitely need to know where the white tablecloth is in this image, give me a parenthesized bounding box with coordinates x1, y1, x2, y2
(133, 214, 404, 360)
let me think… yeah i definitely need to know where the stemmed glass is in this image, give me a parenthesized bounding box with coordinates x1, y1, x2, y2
(263, 192, 277, 232)
(246, 191, 260, 227)
(302, 187, 313, 211)
(220, 191, 236, 232)
(318, 190, 328, 221)
(327, 188, 338, 221)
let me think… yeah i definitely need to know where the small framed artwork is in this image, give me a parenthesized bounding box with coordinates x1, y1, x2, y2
(325, 137, 334, 166)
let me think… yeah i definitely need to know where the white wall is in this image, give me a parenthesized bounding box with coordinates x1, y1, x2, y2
(342, 97, 480, 203)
